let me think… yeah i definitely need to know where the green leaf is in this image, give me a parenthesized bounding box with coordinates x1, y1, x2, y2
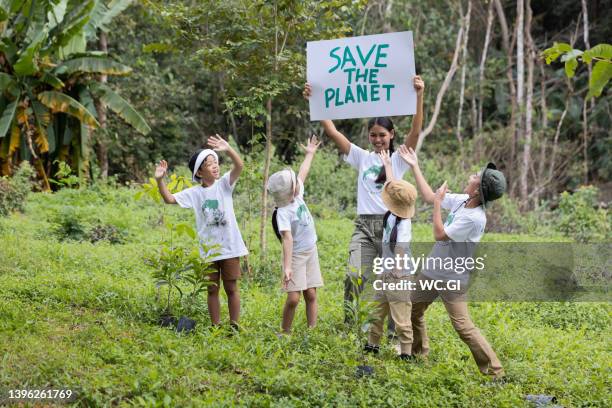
(542, 42, 572, 64)
(49, 0, 94, 49)
(13, 28, 48, 76)
(0, 93, 19, 138)
(0, 6, 8, 22)
(0, 72, 16, 92)
(582, 43, 612, 64)
(90, 82, 150, 135)
(85, 0, 133, 37)
(564, 58, 578, 78)
(55, 56, 132, 76)
(47, 0, 69, 30)
(587, 60, 612, 98)
(37, 91, 99, 128)
(40, 72, 65, 89)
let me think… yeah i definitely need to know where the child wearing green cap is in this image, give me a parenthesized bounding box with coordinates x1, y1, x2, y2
(398, 145, 507, 378)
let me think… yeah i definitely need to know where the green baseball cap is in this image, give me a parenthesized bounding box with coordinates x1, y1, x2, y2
(479, 163, 506, 208)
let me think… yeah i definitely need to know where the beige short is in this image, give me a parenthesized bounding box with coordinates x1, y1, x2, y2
(283, 246, 323, 292)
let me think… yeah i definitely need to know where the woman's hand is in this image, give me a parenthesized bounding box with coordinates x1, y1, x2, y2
(413, 75, 424, 96)
(303, 83, 312, 100)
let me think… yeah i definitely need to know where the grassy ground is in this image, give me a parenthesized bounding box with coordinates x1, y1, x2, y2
(0, 187, 610, 407)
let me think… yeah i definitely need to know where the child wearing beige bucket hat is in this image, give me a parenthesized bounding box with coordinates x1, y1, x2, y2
(267, 136, 324, 335)
(363, 150, 418, 361)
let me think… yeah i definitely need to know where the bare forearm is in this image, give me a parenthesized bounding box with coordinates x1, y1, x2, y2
(282, 234, 293, 272)
(412, 163, 435, 204)
(156, 179, 177, 204)
(405, 93, 424, 150)
(298, 152, 316, 183)
(227, 146, 244, 184)
(433, 202, 446, 241)
(321, 120, 350, 155)
(384, 162, 394, 181)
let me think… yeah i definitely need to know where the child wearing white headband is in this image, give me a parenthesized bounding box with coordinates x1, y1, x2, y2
(154, 134, 248, 330)
(267, 136, 323, 334)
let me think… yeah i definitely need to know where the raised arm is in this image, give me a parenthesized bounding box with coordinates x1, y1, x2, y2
(378, 150, 394, 181)
(397, 145, 435, 204)
(304, 83, 351, 155)
(154, 160, 177, 204)
(207, 134, 243, 185)
(432, 181, 450, 241)
(297, 135, 321, 183)
(403, 76, 425, 150)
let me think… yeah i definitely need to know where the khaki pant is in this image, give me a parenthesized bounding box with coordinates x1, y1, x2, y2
(368, 301, 413, 354)
(345, 215, 395, 335)
(411, 275, 504, 377)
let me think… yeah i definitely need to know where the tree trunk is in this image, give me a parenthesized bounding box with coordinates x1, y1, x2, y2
(94, 31, 109, 179)
(478, 0, 495, 134)
(581, 0, 591, 184)
(417, 20, 464, 150)
(259, 98, 273, 259)
(516, 0, 525, 202)
(456, 0, 472, 145)
(521, 0, 533, 208)
(494, 0, 518, 196)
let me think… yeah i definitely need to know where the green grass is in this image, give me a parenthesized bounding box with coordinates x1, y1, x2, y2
(0, 187, 610, 407)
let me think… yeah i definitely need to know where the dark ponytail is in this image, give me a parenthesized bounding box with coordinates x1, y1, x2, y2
(272, 208, 282, 242)
(369, 117, 395, 185)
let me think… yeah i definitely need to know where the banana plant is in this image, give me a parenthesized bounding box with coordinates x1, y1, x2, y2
(0, 0, 149, 189)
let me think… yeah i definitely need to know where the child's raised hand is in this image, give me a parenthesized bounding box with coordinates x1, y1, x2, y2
(435, 181, 448, 202)
(413, 75, 424, 96)
(300, 135, 321, 154)
(398, 145, 418, 167)
(302, 83, 312, 100)
(207, 134, 230, 152)
(377, 149, 391, 167)
(154, 160, 168, 180)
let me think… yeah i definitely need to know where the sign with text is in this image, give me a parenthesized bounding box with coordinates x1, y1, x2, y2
(307, 31, 416, 121)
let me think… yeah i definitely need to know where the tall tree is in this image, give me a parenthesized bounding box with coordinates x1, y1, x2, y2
(0, 0, 149, 188)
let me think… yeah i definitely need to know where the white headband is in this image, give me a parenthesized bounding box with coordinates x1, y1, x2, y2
(192, 149, 218, 182)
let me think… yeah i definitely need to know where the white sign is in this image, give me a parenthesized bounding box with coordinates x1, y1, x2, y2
(307, 31, 416, 121)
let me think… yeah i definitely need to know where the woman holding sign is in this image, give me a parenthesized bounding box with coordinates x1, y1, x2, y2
(303, 76, 424, 326)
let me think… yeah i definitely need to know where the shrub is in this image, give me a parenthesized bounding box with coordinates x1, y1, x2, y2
(0, 162, 35, 216)
(555, 186, 610, 242)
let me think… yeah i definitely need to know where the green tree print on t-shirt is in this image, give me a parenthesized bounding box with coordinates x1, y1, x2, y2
(202, 199, 226, 227)
(362, 165, 383, 193)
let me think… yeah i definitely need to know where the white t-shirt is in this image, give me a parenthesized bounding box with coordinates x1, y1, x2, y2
(275, 180, 317, 253)
(441, 193, 486, 242)
(422, 193, 486, 282)
(344, 143, 411, 214)
(173, 172, 248, 262)
(381, 213, 414, 277)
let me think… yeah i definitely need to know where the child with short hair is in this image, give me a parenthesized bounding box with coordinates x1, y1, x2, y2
(154, 134, 248, 329)
(398, 144, 506, 378)
(364, 150, 417, 360)
(267, 136, 323, 334)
